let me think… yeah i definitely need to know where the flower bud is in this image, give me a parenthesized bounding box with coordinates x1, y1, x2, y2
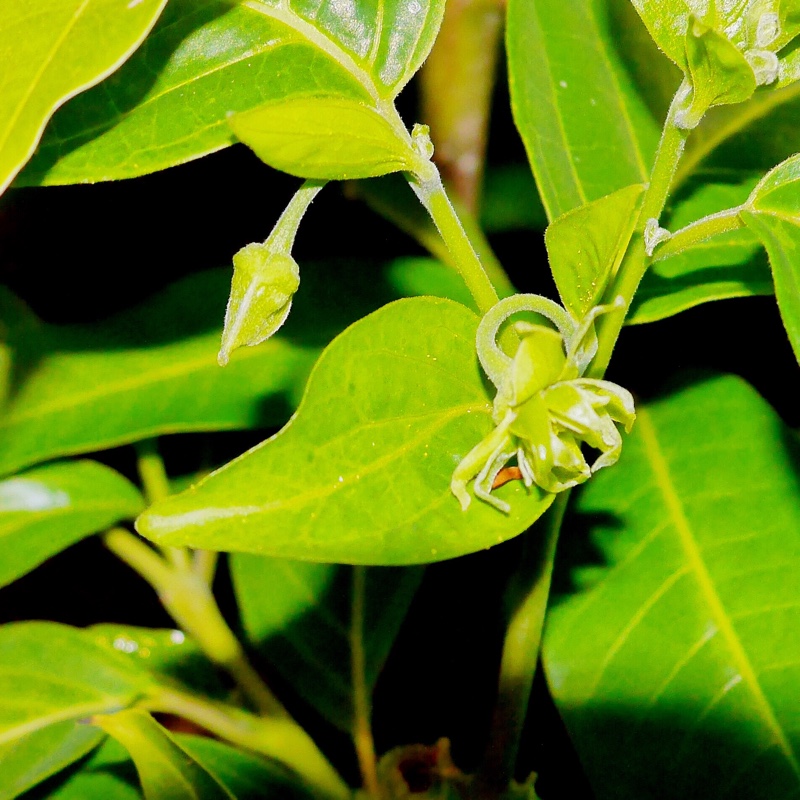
(217, 243, 300, 366)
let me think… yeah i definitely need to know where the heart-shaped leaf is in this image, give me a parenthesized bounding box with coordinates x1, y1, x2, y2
(19, 0, 443, 184)
(0, 259, 454, 478)
(740, 153, 800, 362)
(137, 297, 554, 565)
(0, 0, 167, 194)
(545, 375, 800, 798)
(0, 461, 143, 588)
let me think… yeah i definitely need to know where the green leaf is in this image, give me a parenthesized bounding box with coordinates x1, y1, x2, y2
(740, 153, 800, 363)
(136, 298, 554, 565)
(18, 0, 444, 184)
(231, 557, 421, 730)
(0, 261, 421, 477)
(0, 0, 167, 194)
(89, 626, 226, 700)
(177, 734, 315, 800)
(229, 97, 417, 181)
(506, 0, 663, 220)
(545, 184, 644, 319)
(676, 18, 756, 130)
(629, 178, 772, 324)
(544, 375, 800, 798)
(33, 738, 140, 800)
(0, 461, 143, 588)
(92, 709, 233, 800)
(0, 622, 156, 749)
(0, 722, 103, 800)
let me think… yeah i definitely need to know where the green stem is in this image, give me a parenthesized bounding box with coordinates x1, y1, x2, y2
(193, 548, 219, 587)
(103, 528, 283, 717)
(351, 566, 381, 798)
(474, 493, 569, 796)
(589, 81, 691, 379)
(651, 206, 744, 263)
(147, 687, 350, 800)
(267, 179, 327, 252)
(408, 162, 500, 314)
(352, 177, 515, 299)
(135, 440, 191, 572)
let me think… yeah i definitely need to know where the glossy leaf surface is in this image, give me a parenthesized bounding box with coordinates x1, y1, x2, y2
(0, 623, 155, 749)
(19, 0, 443, 184)
(506, 0, 663, 220)
(137, 298, 554, 564)
(232, 557, 421, 729)
(0, 722, 103, 800)
(0, 461, 143, 588)
(93, 710, 233, 800)
(741, 154, 800, 362)
(89, 625, 226, 699)
(0, 0, 167, 194)
(545, 375, 800, 798)
(629, 178, 771, 324)
(545, 184, 644, 318)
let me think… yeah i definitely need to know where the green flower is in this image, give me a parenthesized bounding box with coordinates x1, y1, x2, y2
(451, 296, 635, 513)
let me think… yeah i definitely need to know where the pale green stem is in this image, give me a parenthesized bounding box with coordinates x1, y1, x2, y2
(135, 440, 191, 572)
(408, 162, 500, 315)
(267, 179, 327, 252)
(146, 687, 350, 800)
(474, 493, 568, 797)
(193, 548, 219, 587)
(103, 528, 282, 718)
(352, 177, 515, 299)
(651, 206, 744, 263)
(351, 566, 381, 798)
(589, 81, 691, 379)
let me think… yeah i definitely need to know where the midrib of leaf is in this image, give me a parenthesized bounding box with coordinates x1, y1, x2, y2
(523, 4, 586, 220)
(0, 338, 304, 429)
(756, 208, 800, 226)
(243, 0, 383, 103)
(1, 497, 140, 536)
(152, 401, 488, 527)
(0, 0, 92, 156)
(636, 407, 800, 780)
(366, 0, 384, 66)
(583, 6, 649, 182)
(0, 697, 127, 746)
(46, 31, 298, 149)
(676, 82, 800, 187)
